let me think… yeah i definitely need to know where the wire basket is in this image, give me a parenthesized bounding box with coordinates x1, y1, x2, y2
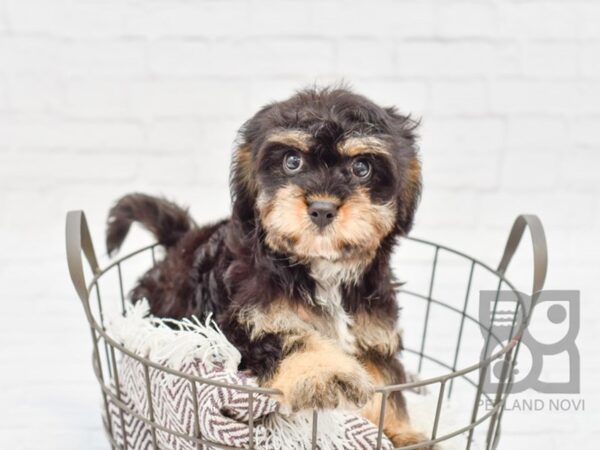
(66, 211, 547, 450)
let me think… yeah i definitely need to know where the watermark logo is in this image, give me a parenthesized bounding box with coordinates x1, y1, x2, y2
(479, 290, 580, 394)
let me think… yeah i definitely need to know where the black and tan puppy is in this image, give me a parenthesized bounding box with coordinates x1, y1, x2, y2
(107, 87, 426, 448)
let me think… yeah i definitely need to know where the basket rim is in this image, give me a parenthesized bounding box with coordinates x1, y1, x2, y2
(85, 235, 529, 396)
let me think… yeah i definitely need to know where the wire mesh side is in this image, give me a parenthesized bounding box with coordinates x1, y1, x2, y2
(82, 238, 530, 450)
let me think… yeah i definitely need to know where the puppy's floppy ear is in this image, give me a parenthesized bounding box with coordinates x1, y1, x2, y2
(230, 103, 277, 227)
(385, 107, 422, 236)
(230, 141, 258, 226)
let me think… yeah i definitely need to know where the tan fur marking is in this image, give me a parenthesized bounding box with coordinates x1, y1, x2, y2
(296, 304, 314, 323)
(352, 313, 402, 357)
(240, 298, 349, 352)
(338, 136, 390, 157)
(266, 334, 373, 412)
(306, 193, 342, 205)
(332, 187, 396, 254)
(266, 129, 312, 153)
(257, 184, 312, 255)
(234, 144, 258, 194)
(401, 157, 422, 214)
(361, 362, 430, 449)
(238, 299, 313, 348)
(295, 304, 340, 340)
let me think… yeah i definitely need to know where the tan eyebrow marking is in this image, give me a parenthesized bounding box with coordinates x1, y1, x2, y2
(266, 130, 312, 153)
(338, 136, 390, 157)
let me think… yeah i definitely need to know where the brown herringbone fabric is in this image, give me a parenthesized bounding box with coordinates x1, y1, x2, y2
(105, 354, 394, 450)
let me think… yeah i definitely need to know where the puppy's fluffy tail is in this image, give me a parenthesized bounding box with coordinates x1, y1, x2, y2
(106, 193, 195, 256)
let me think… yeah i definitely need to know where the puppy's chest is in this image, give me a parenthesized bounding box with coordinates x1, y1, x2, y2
(309, 260, 359, 354)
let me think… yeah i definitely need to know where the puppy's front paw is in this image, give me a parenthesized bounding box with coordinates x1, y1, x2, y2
(267, 339, 374, 412)
(284, 365, 374, 412)
(389, 430, 435, 450)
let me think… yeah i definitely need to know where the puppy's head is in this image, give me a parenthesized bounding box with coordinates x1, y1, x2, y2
(231, 87, 421, 263)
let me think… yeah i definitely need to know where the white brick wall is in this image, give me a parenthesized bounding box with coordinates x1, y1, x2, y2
(0, 0, 598, 448)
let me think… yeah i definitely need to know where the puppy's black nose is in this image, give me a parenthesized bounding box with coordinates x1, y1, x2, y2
(308, 201, 338, 229)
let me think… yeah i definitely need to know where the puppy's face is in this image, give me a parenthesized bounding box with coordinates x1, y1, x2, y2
(231, 88, 421, 264)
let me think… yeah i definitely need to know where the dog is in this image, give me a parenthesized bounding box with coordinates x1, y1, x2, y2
(106, 86, 427, 448)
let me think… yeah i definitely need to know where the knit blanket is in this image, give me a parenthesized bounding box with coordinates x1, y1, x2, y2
(104, 301, 462, 450)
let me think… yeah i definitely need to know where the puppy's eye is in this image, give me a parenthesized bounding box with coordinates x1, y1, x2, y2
(283, 151, 303, 174)
(351, 158, 371, 179)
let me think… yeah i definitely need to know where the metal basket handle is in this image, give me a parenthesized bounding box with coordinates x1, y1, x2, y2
(66, 210, 100, 313)
(497, 214, 548, 297)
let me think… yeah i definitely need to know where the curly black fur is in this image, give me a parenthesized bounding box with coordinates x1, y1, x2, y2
(106, 193, 195, 256)
(106, 87, 423, 435)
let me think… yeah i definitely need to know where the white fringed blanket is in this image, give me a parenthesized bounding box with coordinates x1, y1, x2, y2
(104, 301, 463, 450)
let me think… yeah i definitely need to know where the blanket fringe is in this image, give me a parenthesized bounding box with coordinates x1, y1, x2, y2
(107, 299, 241, 372)
(106, 299, 464, 450)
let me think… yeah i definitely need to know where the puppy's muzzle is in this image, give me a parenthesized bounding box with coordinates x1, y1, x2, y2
(307, 200, 338, 229)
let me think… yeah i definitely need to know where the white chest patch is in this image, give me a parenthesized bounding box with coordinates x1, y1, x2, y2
(310, 259, 362, 354)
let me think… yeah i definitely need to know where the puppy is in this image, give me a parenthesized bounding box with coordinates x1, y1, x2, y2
(107, 87, 426, 448)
